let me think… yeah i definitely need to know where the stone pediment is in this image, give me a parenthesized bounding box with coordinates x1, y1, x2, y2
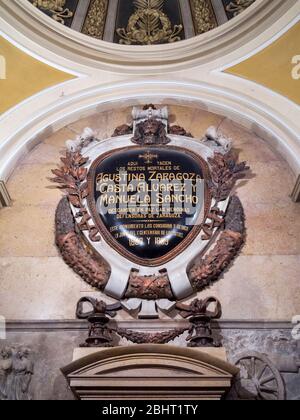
(62, 345, 238, 400)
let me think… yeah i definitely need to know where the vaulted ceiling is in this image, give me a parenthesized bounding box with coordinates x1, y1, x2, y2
(28, 0, 256, 45)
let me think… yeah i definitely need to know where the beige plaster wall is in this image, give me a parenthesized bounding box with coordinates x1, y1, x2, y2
(0, 105, 299, 321)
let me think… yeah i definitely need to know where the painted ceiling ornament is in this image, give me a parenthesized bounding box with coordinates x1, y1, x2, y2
(189, 0, 218, 35)
(51, 106, 250, 318)
(116, 0, 183, 45)
(32, 0, 73, 25)
(225, 0, 256, 17)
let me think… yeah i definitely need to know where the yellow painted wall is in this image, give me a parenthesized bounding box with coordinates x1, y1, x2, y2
(0, 36, 75, 115)
(226, 22, 300, 105)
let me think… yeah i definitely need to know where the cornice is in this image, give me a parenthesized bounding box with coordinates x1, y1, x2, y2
(5, 319, 293, 332)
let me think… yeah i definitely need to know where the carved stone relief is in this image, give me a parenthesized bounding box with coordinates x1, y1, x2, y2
(0, 346, 34, 401)
(3, 324, 299, 400)
(228, 352, 285, 400)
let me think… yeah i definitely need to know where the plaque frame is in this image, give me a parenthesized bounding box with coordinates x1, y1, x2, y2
(86, 145, 212, 267)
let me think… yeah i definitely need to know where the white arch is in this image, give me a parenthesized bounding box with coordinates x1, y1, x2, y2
(0, 78, 299, 184)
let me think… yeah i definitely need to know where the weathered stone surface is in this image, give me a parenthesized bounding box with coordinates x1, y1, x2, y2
(169, 105, 224, 139)
(184, 255, 300, 320)
(0, 257, 82, 319)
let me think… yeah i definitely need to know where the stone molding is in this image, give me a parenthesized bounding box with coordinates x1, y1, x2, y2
(5, 319, 293, 332)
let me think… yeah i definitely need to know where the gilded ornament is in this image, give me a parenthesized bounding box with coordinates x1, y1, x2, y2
(116, 0, 183, 45)
(189, 0, 217, 35)
(82, 0, 109, 40)
(32, 0, 73, 25)
(225, 0, 255, 17)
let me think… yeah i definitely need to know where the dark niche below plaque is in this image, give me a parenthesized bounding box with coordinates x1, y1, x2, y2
(87, 146, 211, 266)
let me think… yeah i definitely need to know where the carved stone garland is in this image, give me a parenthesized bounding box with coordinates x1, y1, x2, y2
(52, 128, 249, 299)
(55, 197, 110, 290)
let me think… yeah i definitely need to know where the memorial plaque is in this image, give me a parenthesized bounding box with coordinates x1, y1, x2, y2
(87, 146, 211, 266)
(52, 106, 249, 305)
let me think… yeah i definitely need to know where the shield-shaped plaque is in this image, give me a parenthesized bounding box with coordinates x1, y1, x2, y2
(87, 146, 211, 266)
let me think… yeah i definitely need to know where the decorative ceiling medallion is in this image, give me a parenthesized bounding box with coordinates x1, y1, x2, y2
(51, 106, 249, 310)
(116, 0, 183, 45)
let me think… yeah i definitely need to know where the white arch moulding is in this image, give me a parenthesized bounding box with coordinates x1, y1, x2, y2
(0, 79, 299, 186)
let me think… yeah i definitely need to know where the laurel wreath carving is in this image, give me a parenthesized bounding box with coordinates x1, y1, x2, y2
(201, 151, 249, 241)
(55, 197, 110, 290)
(208, 152, 249, 202)
(51, 151, 101, 242)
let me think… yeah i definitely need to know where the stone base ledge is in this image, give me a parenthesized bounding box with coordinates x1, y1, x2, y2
(4, 319, 294, 332)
